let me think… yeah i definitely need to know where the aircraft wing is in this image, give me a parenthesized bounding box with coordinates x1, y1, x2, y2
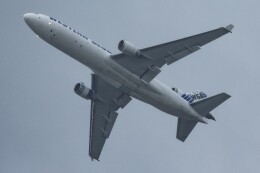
(89, 74, 132, 160)
(112, 25, 233, 83)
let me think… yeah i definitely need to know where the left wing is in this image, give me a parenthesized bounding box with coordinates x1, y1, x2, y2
(112, 25, 233, 83)
(89, 74, 131, 160)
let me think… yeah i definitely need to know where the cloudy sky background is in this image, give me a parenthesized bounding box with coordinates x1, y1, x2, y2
(1, 0, 260, 172)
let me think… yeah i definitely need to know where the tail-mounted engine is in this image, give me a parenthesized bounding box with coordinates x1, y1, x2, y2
(74, 83, 95, 100)
(118, 40, 140, 57)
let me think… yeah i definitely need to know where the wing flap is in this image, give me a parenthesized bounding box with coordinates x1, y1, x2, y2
(89, 101, 113, 160)
(165, 45, 201, 65)
(140, 65, 161, 83)
(114, 93, 132, 108)
(102, 111, 118, 137)
(89, 74, 131, 160)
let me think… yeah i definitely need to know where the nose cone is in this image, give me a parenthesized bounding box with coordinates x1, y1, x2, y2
(24, 13, 41, 34)
(24, 13, 33, 24)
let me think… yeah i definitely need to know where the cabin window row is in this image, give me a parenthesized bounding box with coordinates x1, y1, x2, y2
(49, 17, 112, 54)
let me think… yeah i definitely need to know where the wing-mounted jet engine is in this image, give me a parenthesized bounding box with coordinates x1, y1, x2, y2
(74, 83, 95, 100)
(118, 40, 141, 57)
(117, 40, 161, 84)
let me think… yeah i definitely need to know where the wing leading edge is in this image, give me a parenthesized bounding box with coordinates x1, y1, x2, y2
(89, 74, 131, 160)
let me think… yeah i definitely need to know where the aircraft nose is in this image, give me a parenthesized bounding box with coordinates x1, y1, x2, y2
(24, 13, 32, 23)
(23, 13, 40, 33)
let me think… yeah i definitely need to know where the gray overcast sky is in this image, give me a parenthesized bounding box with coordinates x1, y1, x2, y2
(1, 0, 260, 172)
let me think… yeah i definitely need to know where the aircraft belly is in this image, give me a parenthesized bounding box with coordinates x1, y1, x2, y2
(130, 80, 187, 119)
(94, 60, 196, 121)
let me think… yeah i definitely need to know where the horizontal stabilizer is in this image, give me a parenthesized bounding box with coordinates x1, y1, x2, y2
(176, 118, 198, 142)
(190, 93, 231, 117)
(225, 24, 234, 33)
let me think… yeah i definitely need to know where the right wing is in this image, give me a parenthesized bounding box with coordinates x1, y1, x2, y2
(89, 74, 132, 160)
(112, 25, 233, 83)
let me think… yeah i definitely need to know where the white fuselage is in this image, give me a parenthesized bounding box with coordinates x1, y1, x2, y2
(24, 13, 207, 123)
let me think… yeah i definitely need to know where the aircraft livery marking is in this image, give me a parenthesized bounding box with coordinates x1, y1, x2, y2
(182, 92, 207, 103)
(49, 17, 112, 54)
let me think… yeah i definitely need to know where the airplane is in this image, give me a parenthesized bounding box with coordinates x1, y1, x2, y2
(24, 13, 233, 161)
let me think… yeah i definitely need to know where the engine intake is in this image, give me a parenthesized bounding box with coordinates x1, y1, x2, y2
(118, 40, 140, 57)
(74, 83, 94, 100)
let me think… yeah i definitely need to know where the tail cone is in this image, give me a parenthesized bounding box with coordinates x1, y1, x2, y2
(206, 113, 216, 121)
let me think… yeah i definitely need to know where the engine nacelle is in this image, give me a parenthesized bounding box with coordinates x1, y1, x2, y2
(118, 40, 140, 57)
(74, 83, 94, 100)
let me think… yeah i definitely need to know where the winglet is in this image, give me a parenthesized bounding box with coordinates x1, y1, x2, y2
(225, 24, 234, 33)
